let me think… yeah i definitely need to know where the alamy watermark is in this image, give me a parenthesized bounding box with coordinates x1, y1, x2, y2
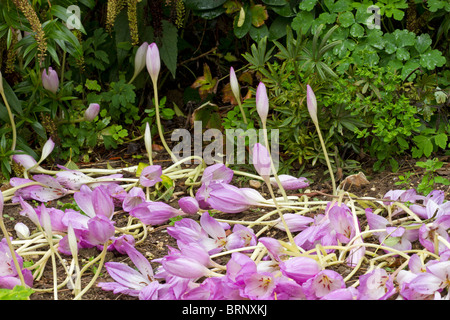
(366, 5, 381, 30)
(171, 121, 279, 171)
(66, 5, 82, 30)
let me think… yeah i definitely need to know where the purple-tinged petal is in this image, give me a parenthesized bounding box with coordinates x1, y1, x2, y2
(139, 165, 162, 187)
(279, 257, 320, 285)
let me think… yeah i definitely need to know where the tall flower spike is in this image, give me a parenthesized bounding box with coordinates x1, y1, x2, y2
(144, 122, 153, 165)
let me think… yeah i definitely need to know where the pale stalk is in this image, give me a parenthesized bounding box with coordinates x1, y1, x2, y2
(264, 176, 299, 254)
(151, 79, 178, 163)
(73, 243, 109, 300)
(262, 122, 288, 202)
(236, 99, 247, 124)
(313, 121, 336, 195)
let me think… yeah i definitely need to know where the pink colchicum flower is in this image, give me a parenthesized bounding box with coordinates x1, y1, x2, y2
(98, 240, 160, 299)
(201, 163, 234, 184)
(357, 268, 396, 300)
(84, 103, 100, 121)
(207, 183, 262, 214)
(402, 260, 450, 298)
(270, 174, 309, 190)
(178, 196, 199, 215)
(252, 143, 272, 179)
(122, 187, 146, 212)
(418, 215, 450, 255)
(302, 270, 346, 300)
(42, 67, 59, 94)
(0, 238, 33, 289)
(139, 165, 163, 187)
(255, 82, 269, 124)
(274, 214, 313, 233)
(279, 257, 321, 285)
(366, 208, 419, 252)
(129, 201, 182, 226)
(306, 84, 318, 125)
(146, 43, 160, 85)
(11, 174, 69, 203)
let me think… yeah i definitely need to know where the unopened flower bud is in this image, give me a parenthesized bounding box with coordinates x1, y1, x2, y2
(146, 43, 160, 85)
(42, 67, 59, 94)
(84, 103, 100, 121)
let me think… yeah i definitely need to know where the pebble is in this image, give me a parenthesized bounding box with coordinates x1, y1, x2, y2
(249, 180, 262, 189)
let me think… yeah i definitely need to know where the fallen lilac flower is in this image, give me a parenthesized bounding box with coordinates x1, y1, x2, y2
(366, 208, 418, 252)
(225, 224, 257, 251)
(270, 174, 309, 190)
(274, 213, 314, 233)
(167, 218, 209, 245)
(139, 165, 163, 187)
(98, 240, 160, 299)
(80, 214, 116, 246)
(279, 256, 321, 285)
(10, 174, 69, 203)
(0, 238, 33, 289)
(357, 268, 395, 300)
(302, 269, 346, 300)
(74, 185, 115, 219)
(418, 215, 450, 255)
(207, 183, 263, 213)
(130, 201, 183, 225)
(122, 187, 146, 212)
(55, 167, 122, 190)
(178, 196, 199, 215)
(201, 163, 234, 184)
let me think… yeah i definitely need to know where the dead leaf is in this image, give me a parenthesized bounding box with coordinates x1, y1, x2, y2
(339, 172, 370, 189)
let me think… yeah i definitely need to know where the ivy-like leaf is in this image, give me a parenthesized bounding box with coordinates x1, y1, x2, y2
(420, 50, 446, 70)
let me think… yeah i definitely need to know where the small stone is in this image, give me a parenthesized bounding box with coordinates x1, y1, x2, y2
(249, 180, 262, 189)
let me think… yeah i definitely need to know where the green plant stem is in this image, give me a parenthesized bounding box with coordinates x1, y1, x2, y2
(236, 99, 247, 124)
(313, 122, 337, 195)
(152, 79, 178, 163)
(0, 90, 17, 152)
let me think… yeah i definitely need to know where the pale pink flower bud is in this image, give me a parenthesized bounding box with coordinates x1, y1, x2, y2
(84, 103, 100, 121)
(39, 138, 55, 163)
(256, 82, 269, 124)
(252, 143, 271, 179)
(42, 67, 59, 94)
(229, 67, 240, 101)
(146, 43, 160, 84)
(306, 84, 318, 125)
(134, 42, 149, 77)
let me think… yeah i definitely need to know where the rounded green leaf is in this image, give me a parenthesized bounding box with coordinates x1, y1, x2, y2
(415, 34, 432, 54)
(420, 49, 446, 70)
(338, 11, 355, 28)
(185, 0, 227, 11)
(350, 23, 364, 38)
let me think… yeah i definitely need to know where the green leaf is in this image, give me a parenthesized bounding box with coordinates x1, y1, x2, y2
(160, 20, 178, 78)
(250, 4, 268, 27)
(0, 286, 34, 300)
(350, 23, 364, 38)
(420, 49, 446, 70)
(435, 133, 448, 149)
(250, 24, 269, 42)
(299, 0, 318, 11)
(268, 16, 291, 40)
(292, 11, 314, 33)
(415, 34, 432, 54)
(185, 0, 227, 11)
(401, 59, 420, 80)
(338, 11, 355, 28)
(396, 47, 410, 61)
